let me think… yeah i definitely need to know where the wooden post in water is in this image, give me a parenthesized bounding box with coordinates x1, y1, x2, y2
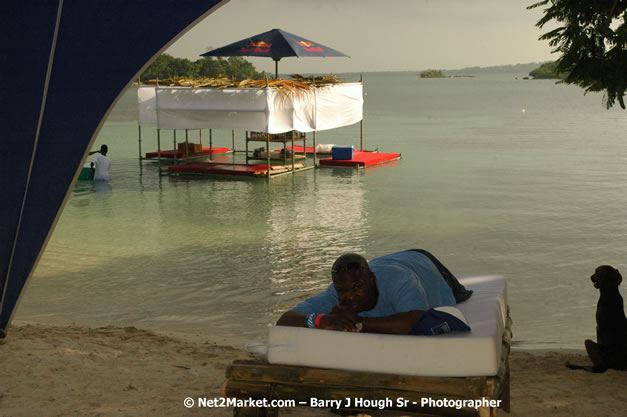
(313, 131, 317, 166)
(155, 79, 163, 175)
(360, 73, 364, 151)
(138, 125, 142, 162)
(291, 131, 295, 173)
(265, 75, 271, 179)
(245, 131, 249, 165)
(185, 129, 189, 159)
(173, 130, 177, 164)
(312, 75, 317, 166)
(157, 128, 162, 175)
(266, 132, 271, 179)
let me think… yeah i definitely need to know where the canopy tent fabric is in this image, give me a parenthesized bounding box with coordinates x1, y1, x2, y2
(0, 0, 228, 338)
(200, 28, 350, 78)
(137, 83, 363, 133)
(201, 28, 350, 60)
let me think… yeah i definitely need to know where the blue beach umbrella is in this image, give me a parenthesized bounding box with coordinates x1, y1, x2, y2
(201, 28, 349, 78)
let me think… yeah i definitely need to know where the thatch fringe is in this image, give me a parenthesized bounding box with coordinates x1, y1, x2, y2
(134, 74, 342, 97)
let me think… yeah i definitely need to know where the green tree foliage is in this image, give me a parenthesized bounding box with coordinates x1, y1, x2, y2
(420, 69, 446, 78)
(528, 0, 627, 109)
(139, 54, 262, 81)
(529, 61, 569, 79)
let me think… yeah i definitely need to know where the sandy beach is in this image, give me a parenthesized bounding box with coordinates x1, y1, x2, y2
(1, 323, 625, 417)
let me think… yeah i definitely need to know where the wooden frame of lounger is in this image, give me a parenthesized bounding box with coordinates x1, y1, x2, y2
(222, 312, 512, 417)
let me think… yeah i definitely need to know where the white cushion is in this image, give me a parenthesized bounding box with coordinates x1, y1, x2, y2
(267, 275, 507, 377)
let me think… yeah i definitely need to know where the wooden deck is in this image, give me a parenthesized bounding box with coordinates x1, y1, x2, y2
(144, 146, 230, 160)
(222, 314, 512, 417)
(168, 162, 308, 178)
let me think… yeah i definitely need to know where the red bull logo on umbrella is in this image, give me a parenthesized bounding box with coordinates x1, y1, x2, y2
(241, 41, 271, 53)
(299, 41, 323, 52)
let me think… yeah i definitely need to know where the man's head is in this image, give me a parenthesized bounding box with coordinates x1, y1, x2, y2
(100, 144, 108, 155)
(331, 253, 378, 313)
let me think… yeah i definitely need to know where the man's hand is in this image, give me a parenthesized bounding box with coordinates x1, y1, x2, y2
(318, 311, 360, 332)
(316, 302, 361, 332)
(275, 307, 363, 332)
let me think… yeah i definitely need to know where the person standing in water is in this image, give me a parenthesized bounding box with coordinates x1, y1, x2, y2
(89, 144, 111, 181)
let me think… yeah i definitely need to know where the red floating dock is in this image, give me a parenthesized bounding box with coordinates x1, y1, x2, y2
(319, 151, 401, 168)
(145, 147, 230, 160)
(168, 162, 307, 177)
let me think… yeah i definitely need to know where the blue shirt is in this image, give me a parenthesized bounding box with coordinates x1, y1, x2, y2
(292, 250, 456, 317)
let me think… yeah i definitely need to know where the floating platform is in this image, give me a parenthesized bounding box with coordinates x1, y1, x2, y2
(168, 162, 308, 177)
(285, 146, 382, 155)
(284, 145, 320, 154)
(144, 147, 230, 160)
(319, 151, 401, 168)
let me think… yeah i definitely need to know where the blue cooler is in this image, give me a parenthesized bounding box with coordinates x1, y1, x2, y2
(332, 146, 354, 160)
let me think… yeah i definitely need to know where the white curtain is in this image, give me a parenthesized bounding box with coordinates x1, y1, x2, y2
(137, 83, 363, 134)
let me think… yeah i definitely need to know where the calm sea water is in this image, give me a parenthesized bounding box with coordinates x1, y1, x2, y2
(15, 71, 627, 350)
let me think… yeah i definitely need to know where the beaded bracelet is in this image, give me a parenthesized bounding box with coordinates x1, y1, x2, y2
(304, 313, 316, 328)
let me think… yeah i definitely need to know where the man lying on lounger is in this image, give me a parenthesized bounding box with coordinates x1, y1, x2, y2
(276, 249, 473, 334)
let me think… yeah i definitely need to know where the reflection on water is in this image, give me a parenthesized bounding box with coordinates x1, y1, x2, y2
(73, 179, 113, 195)
(266, 170, 369, 298)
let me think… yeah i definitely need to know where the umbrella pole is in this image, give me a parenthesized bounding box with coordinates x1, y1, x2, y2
(275, 60, 278, 79)
(210, 128, 213, 160)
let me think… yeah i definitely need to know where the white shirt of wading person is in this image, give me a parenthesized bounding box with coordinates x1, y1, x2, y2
(91, 145, 111, 181)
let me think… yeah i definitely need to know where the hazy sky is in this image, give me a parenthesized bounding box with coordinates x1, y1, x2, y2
(165, 0, 555, 74)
